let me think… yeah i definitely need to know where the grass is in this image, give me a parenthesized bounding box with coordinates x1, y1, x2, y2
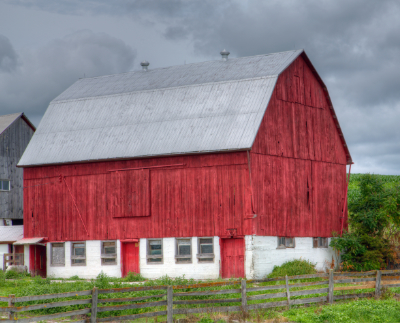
(267, 259, 317, 279)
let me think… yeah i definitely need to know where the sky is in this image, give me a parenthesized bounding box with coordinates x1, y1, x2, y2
(0, 0, 399, 175)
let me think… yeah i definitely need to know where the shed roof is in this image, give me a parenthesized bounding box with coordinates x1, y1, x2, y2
(0, 226, 23, 243)
(18, 49, 351, 166)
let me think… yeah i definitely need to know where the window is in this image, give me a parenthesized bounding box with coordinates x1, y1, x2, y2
(0, 180, 10, 191)
(71, 242, 86, 266)
(51, 243, 65, 266)
(197, 238, 214, 263)
(175, 239, 192, 263)
(277, 237, 295, 249)
(147, 239, 163, 263)
(101, 241, 117, 265)
(313, 237, 328, 248)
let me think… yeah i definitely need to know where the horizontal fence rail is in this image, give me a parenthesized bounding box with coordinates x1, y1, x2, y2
(1, 269, 400, 322)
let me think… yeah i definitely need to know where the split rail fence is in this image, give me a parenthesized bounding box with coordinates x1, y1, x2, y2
(1, 269, 400, 323)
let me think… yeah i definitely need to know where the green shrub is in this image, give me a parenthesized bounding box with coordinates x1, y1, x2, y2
(122, 271, 146, 282)
(5, 268, 26, 279)
(0, 270, 5, 286)
(267, 259, 317, 279)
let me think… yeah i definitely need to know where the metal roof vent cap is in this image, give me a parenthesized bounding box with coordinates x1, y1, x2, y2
(220, 49, 230, 61)
(140, 60, 150, 71)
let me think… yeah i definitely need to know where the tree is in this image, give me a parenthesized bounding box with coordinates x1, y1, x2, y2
(330, 174, 400, 271)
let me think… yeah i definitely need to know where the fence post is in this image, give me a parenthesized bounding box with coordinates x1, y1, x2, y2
(285, 275, 291, 309)
(328, 269, 334, 304)
(91, 287, 98, 323)
(241, 279, 247, 311)
(167, 286, 173, 323)
(375, 270, 382, 298)
(8, 294, 15, 320)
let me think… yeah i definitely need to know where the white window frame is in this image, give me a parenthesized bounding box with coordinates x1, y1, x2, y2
(71, 241, 86, 266)
(197, 237, 215, 263)
(313, 237, 329, 248)
(101, 241, 117, 265)
(147, 239, 163, 264)
(50, 242, 65, 267)
(277, 237, 295, 249)
(0, 180, 10, 191)
(175, 238, 192, 264)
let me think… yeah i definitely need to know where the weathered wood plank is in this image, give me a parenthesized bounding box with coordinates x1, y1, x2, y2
(335, 278, 375, 284)
(375, 270, 382, 297)
(241, 279, 247, 310)
(381, 283, 400, 288)
(285, 276, 291, 308)
(8, 295, 14, 321)
(97, 310, 168, 322)
(334, 271, 376, 277)
(249, 273, 328, 284)
(381, 269, 400, 274)
(97, 293, 166, 303)
(91, 287, 98, 323)
(172, 281, 240, 290)
(3, 308, 91, 323)
(291, 288, 329, 297)
(173, 298, 241, 305)
(328, 269, 334, 304)
(98, 286, 168, 294)
(0, 297, 9, 301)
(289, 281, 329, 288)
(291, 296, 326, 305)
(174, 289, 241, 297)
(247, 284, 286, 292)
(97, 300, 167, 312)
(334, 293, 373, 300)
(173, 306, 242, 315)
(167, 286, 173, 323)
(15, 290, 92, 302)
(334, 283, 375, 291)
(247, 300, 288, 310)
(13, 299, 91, 312)
(247, 292, 287, 301)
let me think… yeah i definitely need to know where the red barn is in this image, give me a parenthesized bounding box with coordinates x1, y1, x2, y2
(18, 49, 351, 279)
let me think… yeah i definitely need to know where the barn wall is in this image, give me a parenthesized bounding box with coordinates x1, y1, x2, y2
(140, 237, 221, 280)
(0, 117, 34, 219)
(252, 55, 347, 165)
(244, 236, 337, 279)
(250, 55, 348, 237)
(23, 152, 253, 241)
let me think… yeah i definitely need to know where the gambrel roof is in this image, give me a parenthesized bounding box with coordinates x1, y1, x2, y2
(18, 49, 351, 166)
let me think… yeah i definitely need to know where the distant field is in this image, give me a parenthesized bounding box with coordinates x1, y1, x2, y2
(348, 173, 400, 205)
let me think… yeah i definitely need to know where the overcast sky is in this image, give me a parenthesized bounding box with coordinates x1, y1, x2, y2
(1, 0, 399, 174)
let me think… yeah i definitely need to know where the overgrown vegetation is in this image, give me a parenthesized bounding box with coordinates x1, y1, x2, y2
(267, 259, 317, 278)
(331, 173, 400, 271)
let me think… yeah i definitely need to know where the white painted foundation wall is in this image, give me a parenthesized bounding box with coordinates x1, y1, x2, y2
(46, 240, 122, 279)
(245, 236, 337, 279)
(140, 237, 221, 280)
(0, 244, 8, 270)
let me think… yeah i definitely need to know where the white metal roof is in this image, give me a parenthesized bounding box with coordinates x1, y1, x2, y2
(0, 226, 23, 242)
(18, 50, 303, 166)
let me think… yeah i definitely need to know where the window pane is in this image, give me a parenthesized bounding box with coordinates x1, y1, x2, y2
(52, 244, 64, 265)
(200, 244, 213, 254)
(286, 238, 294, 248)
(73, 259, 85, 264)
(148, 258, 162, 263)
(149, 240, 162, 256)
(179, 245, 191, 255)
(103, 258, 115, 264)
(200, 238, 212, 244)
(278, 237, 285, 247)
(3, 181, 9, 191)
(199, 258, 214, 262)
(176, 257, 191, 263)
(105, 246, 115, 254)
(73, 243, 85, 256)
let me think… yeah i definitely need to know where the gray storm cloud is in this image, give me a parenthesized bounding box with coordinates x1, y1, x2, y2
(0, 30, 136, 125)
(0, 34, 19, 72)
(3, 0, 400, 174)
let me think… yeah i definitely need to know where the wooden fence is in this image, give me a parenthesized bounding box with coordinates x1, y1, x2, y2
(2, 253, 24, 271)
(1, 269, 400, 323)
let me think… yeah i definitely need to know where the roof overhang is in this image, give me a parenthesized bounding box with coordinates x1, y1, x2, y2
(14, 237, 46, 245)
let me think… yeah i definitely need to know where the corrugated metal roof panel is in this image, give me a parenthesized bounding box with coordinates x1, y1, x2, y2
(14, 237, 44, 245)
(0, 113, 22, 135)
(18, 50, 304, 166)
(0, 226, 23, 242)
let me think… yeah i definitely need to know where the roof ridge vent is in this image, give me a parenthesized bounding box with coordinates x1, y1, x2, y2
(140, 60, 150, 71)
(220, 49, 230, 61)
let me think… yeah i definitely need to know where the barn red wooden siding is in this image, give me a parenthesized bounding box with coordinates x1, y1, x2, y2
(23, 56, 348, 242)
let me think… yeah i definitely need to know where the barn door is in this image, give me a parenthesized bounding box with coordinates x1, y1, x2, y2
(121, 242, 140, 277)
(220, 238, 245, 278)
(29, 245, 47, 277)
